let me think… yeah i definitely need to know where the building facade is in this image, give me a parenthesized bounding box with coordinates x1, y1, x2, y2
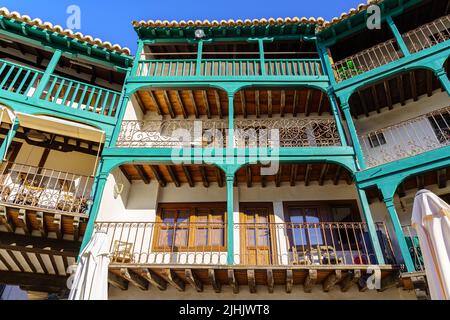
(1, 0, 450, 299)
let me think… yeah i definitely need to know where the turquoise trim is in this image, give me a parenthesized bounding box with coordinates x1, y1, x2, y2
(226, 175, 235, 265)
(386, 16, 410, 57)
(33, 50, 62, 99)
(0, 117, 19, 160)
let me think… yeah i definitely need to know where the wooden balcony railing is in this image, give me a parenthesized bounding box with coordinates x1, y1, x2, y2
(0, 162, 93, 216)
(116, 118, 341, 148)
(402, 225, 425, 272)
(359, 106, 450, 168)
(0, 59, 43, 97)
(95, 221, 395, 267)
(136, 58, 324, 78)
(0, 58, 121, 118)
(402, 14, 450, 54)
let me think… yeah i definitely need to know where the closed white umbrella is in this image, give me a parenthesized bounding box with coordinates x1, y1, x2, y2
(69, 231, 110, 300)
(411, 189, 450, 300)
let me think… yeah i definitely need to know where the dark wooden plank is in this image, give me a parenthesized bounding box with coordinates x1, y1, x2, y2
(228, 269, 239, 294)
(150, 166, 166, 187)
(397, 76, 405, 106)
(0, 206, 14, 233)
(188, 91, 199, 118)
(371, 87, 380, 114)
(240, 91, 247, 118)
(384, 81, 393, 110)
(214, 91, 223, 119)
(0, 271, 69, 291)
(304, 164, 312, 187)
(292, 90, 299, 117)
(304, 89, 312, 116)
(164, 269, 185, 292)
(202, 90, 211, 119)
(323, 270, 342, 292)
(135, 165, 151, 184)
(247, 269, 256, 293)
(286, 269, 293, 293)
(0, 251, 13, 271)
(290, 165, 298, 187)
(141, 268, 167, 290)
(280, 90, 286, 117)
(162, 91, 176, 118)
(166, 165, 180, 187)
(318, 164, 329, 186)
(426, 71, 433, 97)
(438, 169, 447, 189)
(333, 166, 342, 186)
(410, 71, 418, 102)
(208, 269, 221, 293)
(120, 268, 148, 291)
(267, 90, 272, 118)
(199, 166, 209, 188)
(255, 90, 260, 118)
(358, 91, 369, 117)
(185, 269, 203, 292)
(109, 271, 129, 291)
(246, 166, 252, 188)
(317, 91, 325, 116)
(174, 91, 188, 119)
(267, 269, 274, 293)
(147, 90, 162, 115)
(216, 168, 224, 188)
(182, 165, 195, 187)
(340, 270, 361, 292)
(303, 269, 317, 293)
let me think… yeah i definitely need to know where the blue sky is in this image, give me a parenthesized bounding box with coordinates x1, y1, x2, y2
(1, 0, 363, 53)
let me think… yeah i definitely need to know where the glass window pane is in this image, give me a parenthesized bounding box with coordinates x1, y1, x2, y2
(257, 228, 270, 246)
(174, 228, 189, 247)
(195, 228, 208, 246)
(210, 228, 224, 246)
(247, 228, 256, 246)
(158, 229, 173, 247)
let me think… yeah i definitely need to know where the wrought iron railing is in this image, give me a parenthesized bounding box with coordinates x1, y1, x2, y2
(359, 106, 450, 168)
(402, 14, 450, 54)
(333, 39, 404, 82)
(136, 58, 323, 77)
(95, 221, 394, 267)
(40, 74, 121, 117)
(402, 225, 425, 272)
(116, 118, 341, 148)
(0, 162, 93, 216)
(0, 59, 43, 97)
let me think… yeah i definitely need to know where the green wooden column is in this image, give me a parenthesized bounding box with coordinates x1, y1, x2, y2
(227, 92, 235, 148)
(386, 16, 410, 57)
(435, 67, 450, 96)
(226, 173, 235, 265)
(79, 170, 109, 257)
(339, 96, 366, 170)
(328, 90, 348, 147)
(0, 117, 19, 161)
(33, 49, 62, 99)
(380, 193, 415, 272)
(357, 187, 385, 264)
(258, 39, 267, 75)
(195, 40, 204, 76)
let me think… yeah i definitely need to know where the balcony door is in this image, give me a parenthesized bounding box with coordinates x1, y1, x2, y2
(240, 203, 277, 266)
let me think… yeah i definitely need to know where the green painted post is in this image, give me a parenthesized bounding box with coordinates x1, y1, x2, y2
(109, 94, 130, 147)
(79, 173, 109, 257)
(357, 188, 385, 264)
(226, 173, 235, 265)
(317, 44, 337, 85)
(227, 92, 235, 148)
(258, 39, 266, 76)
(33, 49, 62, 99)
(435, 68, 450, 96)
(340, 100, 366, 170)
(195, 40, 204, 76)
(386, 16, 410, 57)
(131, 41, 145, 77)
(382, 196, 415, 272)
(328, 90, 348, 147)
(0, 117, 19, 161)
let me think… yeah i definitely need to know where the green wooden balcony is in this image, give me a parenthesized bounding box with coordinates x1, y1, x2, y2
(136, 58, 324, 78)
(0, 58, 122, 118)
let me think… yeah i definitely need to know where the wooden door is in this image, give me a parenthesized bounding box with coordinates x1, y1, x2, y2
(240, 203, 276, 266)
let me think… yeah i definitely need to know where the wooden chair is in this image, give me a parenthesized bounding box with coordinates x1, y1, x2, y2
(111, 240, 133, 263)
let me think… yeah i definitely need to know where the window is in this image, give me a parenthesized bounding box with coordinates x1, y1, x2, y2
(367, 132, 387, 148)
(154, 203, 226, 251)
(428, 111, 450, 144)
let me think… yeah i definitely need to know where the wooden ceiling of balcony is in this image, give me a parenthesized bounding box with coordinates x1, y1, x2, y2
(136, 88, 331, 119)
(119, 163, 352, 188)
(366, 167, 450, 202)
(349, 66, 447, 118)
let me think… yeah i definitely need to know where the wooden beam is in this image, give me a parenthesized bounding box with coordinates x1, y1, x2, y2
(0, 206, 14, 233)
(202, 90, 211, 119)
(379, 272, 400, 292)
(371, 86, 380, 114)
(267, 269, 274, 293)
(0, 232, 79, 252)
(275, 167, 282, 187)
(323, 270, 342, 292)
(240, 91, 247, 118)
(280, 90, 286, 117)
(185, 269, 203, 292)
(199, 166, 209, 188)
(48, 252, 59, 275)
(208, 269, 221, 293)
(188, 91, 199, 118)
(35, 212, 47, 238)
(73, 216, 80, 242)
(214, 91, 223, 119)
(166, 165, 180, 187)
(318, 164, 329, 186)
(0, 251, 13, 271)
(317, 92, 325, 116)
(358, 91, 369, 117)
(18, 209, 30, 236)
(438, 169, 447, 189)
(0, 271, 69, 292)
(119, 166, 132, 184)
(164, 269, 185, 292)
(292, 90, 299, 117)
(255, 90, 260, 118)
(120, 268, 148, 291)
(333, 166, 342, 186)
(426, 71, 433, 97)
(150, 166, 166, 187)
(384, 80, 393, 110)
(246, 166, 252, 188)
(304, 164, 312, 187)
(261, 175, 267, 188)
(182, 165, 195, 187)
(290, 165, 298, 187)
(134, 92, 147, 116)
(147, 90, 163, 115)
(286, 269, 293, 293)
(397, 183, 406, 198)
(216, 168, 224, 188)
(267, 90, 272, 118)
(162, 91, 176, 118)
(228, 269, 239, 294)
(410, 71, 418, 102)
(108, 271, 129, 291)
(304, 89, 312, 116)
(135, 165, 151, 184)
(140, 268, 167, 290)
(247, 269, 256, 293)
(397, 75, 405, 106)
(303, 269, 317, 293)
(416, 175, 425, 190)
(340, 270, 361, 292)
(175, 91, 188, 119)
